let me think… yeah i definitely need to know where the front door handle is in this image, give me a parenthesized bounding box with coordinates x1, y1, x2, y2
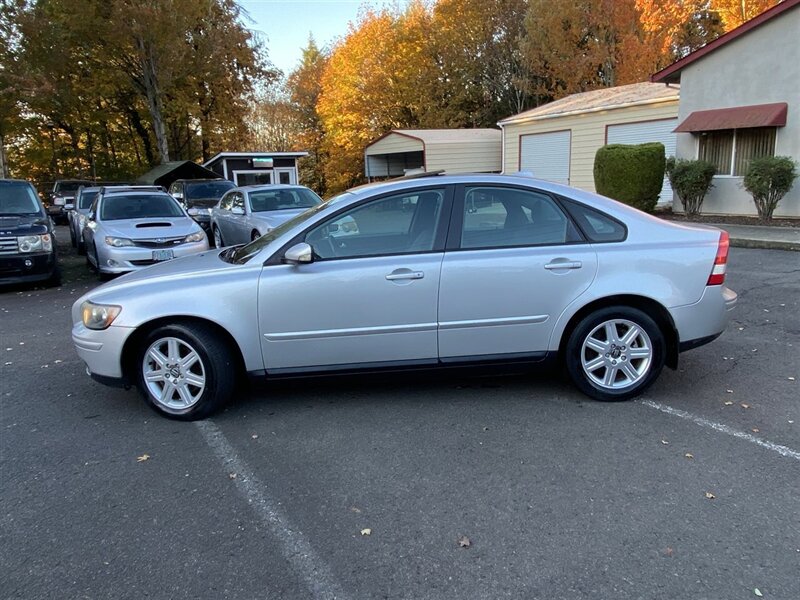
(544, 260, 582, 270)
(386, 270, 424, 281)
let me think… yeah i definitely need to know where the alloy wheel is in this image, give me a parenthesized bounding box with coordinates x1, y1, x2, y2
(213, 227, 223, 248)
(581, 319, 652, 390)
(142, 337, 206, 410)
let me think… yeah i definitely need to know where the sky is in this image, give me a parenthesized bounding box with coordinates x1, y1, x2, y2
(238, 0, 411, 77)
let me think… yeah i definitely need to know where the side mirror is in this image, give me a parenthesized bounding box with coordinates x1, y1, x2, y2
(172, 192, 183, 201)
(231, 206, 245, 216)
(283, 242, 313, 265)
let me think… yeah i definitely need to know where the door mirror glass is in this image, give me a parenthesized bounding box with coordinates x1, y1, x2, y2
(283, 242, 313, 264)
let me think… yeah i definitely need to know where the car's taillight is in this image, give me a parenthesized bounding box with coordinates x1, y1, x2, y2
(707, 230, 730, 286)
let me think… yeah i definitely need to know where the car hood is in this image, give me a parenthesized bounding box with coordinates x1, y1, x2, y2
(0, 214, 51, 235)
(102, 217, 200, 239)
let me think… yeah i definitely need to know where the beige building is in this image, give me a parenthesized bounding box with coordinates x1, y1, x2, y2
(652, 0, 799, 217)
(498, 82, 680, 204)
(364, 129, 502, 180)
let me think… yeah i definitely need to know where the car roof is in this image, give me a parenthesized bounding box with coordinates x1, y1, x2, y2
(176, 178, 230, 184)
(0, 178, 34, 185)
(101, 185, 165, 194)
(237, 184, 312, 193)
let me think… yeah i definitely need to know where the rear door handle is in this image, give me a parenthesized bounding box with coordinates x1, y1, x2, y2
(544, 261, 582, 270)
(386, 270, 424, 281)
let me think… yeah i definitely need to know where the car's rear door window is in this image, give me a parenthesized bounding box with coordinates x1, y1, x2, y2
(459, 186, 580, 249)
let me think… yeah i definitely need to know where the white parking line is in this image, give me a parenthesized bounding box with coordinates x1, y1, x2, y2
(641, 400, 800, 461)
(195, 420, 350, 600)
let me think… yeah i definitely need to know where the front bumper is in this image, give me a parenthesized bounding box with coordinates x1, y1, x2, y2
(0, 252, 57, 285)
(670, 285, 737, 351)
(72, 322, 135, 379)
(95, 240, 209, 274)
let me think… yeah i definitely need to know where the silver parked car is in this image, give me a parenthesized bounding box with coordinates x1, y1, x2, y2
(67, 186, 101, 254)
(82, 188, 209, 276)
(72, 174, 736, 420)
(210, 184, 322, 247)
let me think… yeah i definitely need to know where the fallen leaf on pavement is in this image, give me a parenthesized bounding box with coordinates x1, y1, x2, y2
(661, 439, 669, 445)
(741, 403, 750, 409)
(228, 473, 237, 479)
(350, 506, 362, 513)
(458, 535, 471, 548)
(752, 428, 759, 433)
(136, 454, 150, 462)
(360, 528, 371, 536)
(789, 377, 796, 381)
(251, 434, 259, 439)
(705, 492, 715, 500)
(726, 389, 734, 394)
(724, 401, 734, 406)
(663, 547, 673, 557)
(685, 453, 694, 459)
(754, 588, 763, 597)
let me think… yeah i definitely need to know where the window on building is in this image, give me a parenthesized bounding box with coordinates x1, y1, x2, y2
(698, 127, 776, 176)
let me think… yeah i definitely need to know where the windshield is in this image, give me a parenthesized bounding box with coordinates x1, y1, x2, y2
(0, 181, 43, 215)
(186, 181, 235, 200)
(230, 201, 331, 264)
(100, 194, 185, 221)
(249, 188, 321, 212)
(78, 190, 100, 209)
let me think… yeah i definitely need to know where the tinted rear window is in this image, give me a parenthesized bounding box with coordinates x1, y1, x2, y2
(0, 181, 42, 215)
(78, 190, 100, 209)
(100, 194, 184, 221)
(560, 198, 627, 243)
(56, 181, 91, 193)
(185, 181, 235, 199)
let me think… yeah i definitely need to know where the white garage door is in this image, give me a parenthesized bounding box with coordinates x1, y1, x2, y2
(519, 130, 571, 185)
(607, 118, 677, 206)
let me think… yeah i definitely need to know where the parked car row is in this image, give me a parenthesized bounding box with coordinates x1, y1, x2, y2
(69, 173, 737, 420)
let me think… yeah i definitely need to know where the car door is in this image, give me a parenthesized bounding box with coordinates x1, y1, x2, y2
(227, 192, 248, 244)
(216, 191, 240, 244)
(82, 198, 99, 251)
(438, 184, 598, 360)
(258, 187, 453, 371)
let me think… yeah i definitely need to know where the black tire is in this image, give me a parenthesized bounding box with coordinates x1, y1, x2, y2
(565, 306, 665, 402)
(69, 225, 77, 247)
(136, 323, 236, 420)
(46, 264, 62, 288)
(213, 226, 224, 248)
(77, 239, 86, 255)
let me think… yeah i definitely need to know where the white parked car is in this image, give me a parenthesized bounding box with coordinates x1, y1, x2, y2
(210, 184, 322, 247)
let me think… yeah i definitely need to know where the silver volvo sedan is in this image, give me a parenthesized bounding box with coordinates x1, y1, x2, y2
(82, 188, 209, 276)
(72, 174, 737, 420)
(210, 184, 323, 247)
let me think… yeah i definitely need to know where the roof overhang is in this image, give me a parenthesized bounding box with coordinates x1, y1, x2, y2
(674, 102, 788, 132)
(652, 0, 800, 84)
(202, 151, 309, 167)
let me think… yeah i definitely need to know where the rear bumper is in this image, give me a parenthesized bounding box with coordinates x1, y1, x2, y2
(670, 286, 737, 352)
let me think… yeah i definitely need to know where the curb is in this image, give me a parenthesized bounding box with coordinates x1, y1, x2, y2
(730, 238, 800, 252)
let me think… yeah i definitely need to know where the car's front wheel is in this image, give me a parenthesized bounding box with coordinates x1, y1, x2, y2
(565, 306, 665, 402)
(137, 323, 236, 420)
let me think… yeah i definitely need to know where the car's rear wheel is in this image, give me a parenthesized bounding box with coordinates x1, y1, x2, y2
(565, 306, 665, 402)
(213, 226, 224, 248)
(137, 323, 235, 420)
(69, 225, 76, 247)
(77, 238, 86, 255)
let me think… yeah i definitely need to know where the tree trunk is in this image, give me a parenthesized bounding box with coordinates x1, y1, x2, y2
(126, 106, 155, 166)
(0, 133, 8, 178)
(137, 37, 170, 164)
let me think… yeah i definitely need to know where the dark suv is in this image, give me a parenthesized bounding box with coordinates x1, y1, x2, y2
(48, 179, 94, 224)
(0, 179, 61, 287)
(168, 178, 235, 232)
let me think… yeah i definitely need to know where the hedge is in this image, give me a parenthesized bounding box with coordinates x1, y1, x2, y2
(593, 142, 665, 212)
(743, 156, 798, 221)
(665, 157, 716, 217)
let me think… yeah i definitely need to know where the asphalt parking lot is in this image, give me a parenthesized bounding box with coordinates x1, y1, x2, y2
(1, 227, 799, 600)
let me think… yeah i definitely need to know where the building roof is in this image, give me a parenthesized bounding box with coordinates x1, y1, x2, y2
(202, 151, 309, 167)
(652, 0, 800, 84)
(135, 161, 220, 187)
(498, 82, 679, 125)
(368, 128, 501, 148)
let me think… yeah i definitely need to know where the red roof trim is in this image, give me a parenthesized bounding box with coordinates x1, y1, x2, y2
(674, 103, 788, 132)
(651, 0, 800, 84)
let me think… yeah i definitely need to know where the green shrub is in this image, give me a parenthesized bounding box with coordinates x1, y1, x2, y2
(665, 157, 716, 217)
(593, 142, 665, 212)
(743, 156, 798, 221)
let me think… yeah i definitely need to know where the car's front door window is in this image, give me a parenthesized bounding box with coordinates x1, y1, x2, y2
(305, 189, 446, 260)
(232, 193, 245, 213)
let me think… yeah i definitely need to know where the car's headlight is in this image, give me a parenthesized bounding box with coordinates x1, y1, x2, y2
(17, 234, 53, 253)
(184, 231, 206, 243)
(187, 207, 199, 216)
(105, 236, 135, 247)
(81, 301, 122, 330)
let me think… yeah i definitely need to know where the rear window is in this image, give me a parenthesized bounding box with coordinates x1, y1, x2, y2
(100, 194, 184, 221)
(249, 188, 321, 212)
(560, 198, 627, 243)
(78, 190, 100, 209)
(0, 181, 42, 215)
(185, 180, 235, 200)
(55, 181, 91, 193)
